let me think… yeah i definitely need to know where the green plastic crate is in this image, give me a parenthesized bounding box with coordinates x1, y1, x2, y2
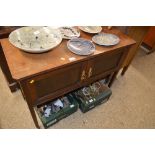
(36, 94, 78, 128)
(72, 83, 112, 113)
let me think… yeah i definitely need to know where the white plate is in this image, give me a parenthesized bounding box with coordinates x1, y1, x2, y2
(92, 33, 120, 46)
(9, 26, 62, 53)
(78, 26, 102, 34)
(59, 27, 80, 39)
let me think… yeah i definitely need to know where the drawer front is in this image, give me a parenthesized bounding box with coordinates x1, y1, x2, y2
(88, 49, 123, 77)
(25, 62, 86, 104)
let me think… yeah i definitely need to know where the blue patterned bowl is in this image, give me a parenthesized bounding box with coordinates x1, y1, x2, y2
(67, 38, 95, 56)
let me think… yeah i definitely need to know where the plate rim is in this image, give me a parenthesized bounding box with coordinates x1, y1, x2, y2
(9, 26, 62, 53)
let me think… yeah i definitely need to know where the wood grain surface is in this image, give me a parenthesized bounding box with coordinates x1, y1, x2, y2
(143, 26, 155, 48)
(0, 28, 135, 80)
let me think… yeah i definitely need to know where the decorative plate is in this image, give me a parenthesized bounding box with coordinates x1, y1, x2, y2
(78, 26, 102, 34)
(59, 27, 80, 39)
(92, 32, 120, 46)
(67, 38, 95, 56)
(9, 26, 62, 53)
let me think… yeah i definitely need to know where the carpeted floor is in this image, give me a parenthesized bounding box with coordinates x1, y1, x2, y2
(0, 48, 155, 129)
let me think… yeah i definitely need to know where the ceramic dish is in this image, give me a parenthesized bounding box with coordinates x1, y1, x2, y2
(67, 38, 95, 56)
(59, 27, 80, 39)
(9, 26, 62, 53)
(92, 32, 120, 46)
(78, 26, 102, 34)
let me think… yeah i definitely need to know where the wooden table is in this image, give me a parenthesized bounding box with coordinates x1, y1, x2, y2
(0, 28, 135, 128)
(0, 27, 18, 39)
(142, 26, 155, 54)
(0, 26, 21, 92)
(121, 26, 149, 75)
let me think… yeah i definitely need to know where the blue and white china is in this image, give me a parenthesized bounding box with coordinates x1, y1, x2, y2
(67, 38, 95, 56)
(59, 27, 80, 39)
(92, 32, 120, 46)
(9, 26, 62, 53)
(78, 26, 102, 34)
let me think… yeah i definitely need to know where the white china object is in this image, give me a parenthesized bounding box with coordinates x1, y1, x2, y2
(9, 26, 62, 53)
(67, 38, 95, 56)
(78, 26, 102, 34)
(92, 32, 120, 46)
(59, 27, 80, 39)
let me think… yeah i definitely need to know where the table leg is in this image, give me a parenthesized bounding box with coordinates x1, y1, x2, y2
(108, 71, 119, 87)
(27, 103, 40, 129)
(120, 27, 149, 76)
(121, 65, 129, 76)
(19, 81, 40, 129)
(0, 44, 19, 92)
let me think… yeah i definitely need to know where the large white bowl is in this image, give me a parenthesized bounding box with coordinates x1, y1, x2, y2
(9, 26, 62, 53)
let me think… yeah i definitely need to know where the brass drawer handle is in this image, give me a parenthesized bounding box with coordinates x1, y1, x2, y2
(29, 80, 35, 84)
(81, 70, 86, 81)
(88, 67, 92, 78)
